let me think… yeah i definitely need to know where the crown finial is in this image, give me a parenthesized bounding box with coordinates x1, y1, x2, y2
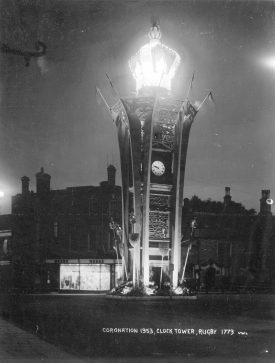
(129, 22, 181, 94)
(148, 25, 161, 41)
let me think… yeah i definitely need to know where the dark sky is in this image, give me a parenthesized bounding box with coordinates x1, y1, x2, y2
(0, 0, 275, 213)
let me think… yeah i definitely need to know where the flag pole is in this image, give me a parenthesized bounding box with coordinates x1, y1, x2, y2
(180, 221, 196, 284)
(186, 72, 195, 101)
(122, 255, 128, 280)
(160, 255, 163, 288)
(105, 73, 120, 99)
(113, 246, 120, 284)
(95, 86, 112, 114)
(157, 68, 165, 88)
(196, 91, 212, 112)
(179, 72, 194, 112)
(180, 244, 191, 284)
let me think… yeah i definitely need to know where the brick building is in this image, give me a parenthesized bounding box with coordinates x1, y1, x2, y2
(181, 188, 275, 292)
(9, 165, 275, 293)
(11, 165, 122, 292)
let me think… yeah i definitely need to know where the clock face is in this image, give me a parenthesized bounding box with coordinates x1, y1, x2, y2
(152, 160, 165, 176)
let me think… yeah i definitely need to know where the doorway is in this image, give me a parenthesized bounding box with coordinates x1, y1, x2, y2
(151, 266, 162, 287)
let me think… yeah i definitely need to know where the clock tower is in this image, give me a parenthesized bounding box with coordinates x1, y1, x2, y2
(104, 24, 199, 287)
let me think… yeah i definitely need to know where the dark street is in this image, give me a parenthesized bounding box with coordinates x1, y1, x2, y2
(0, 293, 274, 361)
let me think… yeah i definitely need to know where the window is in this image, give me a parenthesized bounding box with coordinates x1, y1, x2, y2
(88, 228, 97, 251)
(36, 222, 40, 239)
(109, 200, 118, 217)
(3, 239, 8, 254)
(217, 242, 231, 265)
(68, 233, 71, 251)
(89, 197, 98, 215)
(53, 221, 58, 238)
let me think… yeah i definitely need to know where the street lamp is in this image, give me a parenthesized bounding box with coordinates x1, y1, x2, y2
(260, 56, 275, 70)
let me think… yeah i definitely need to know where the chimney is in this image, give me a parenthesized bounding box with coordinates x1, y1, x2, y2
(107, 165, 116, 186)
(36, 167, 51, 197)
(21, 176, 30, 195)
(260, 189, 271, 214)
(223, 187, 232, 208)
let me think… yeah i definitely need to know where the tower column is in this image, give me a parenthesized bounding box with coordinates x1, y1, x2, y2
(101, 24, 202, 289)
(171, 106, 196, 286)
(140, 101, 157, 285)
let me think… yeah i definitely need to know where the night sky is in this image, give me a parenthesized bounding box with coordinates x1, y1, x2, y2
(0, 0, 275, 213)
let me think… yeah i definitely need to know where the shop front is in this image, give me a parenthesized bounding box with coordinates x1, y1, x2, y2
(46, 259, 121, 292)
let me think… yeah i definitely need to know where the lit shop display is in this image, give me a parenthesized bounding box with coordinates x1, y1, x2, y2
(60, 264, 80, 290)
(60, 263, 117, 291)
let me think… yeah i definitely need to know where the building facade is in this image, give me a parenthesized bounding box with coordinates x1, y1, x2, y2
(0, 214, 12, 290)
(8, 170, 275, 293)
(11, 165, 122, 292)
(181, 188, 275, 292)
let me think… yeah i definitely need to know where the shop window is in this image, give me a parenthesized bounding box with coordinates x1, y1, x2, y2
(60, 264, 110, 291)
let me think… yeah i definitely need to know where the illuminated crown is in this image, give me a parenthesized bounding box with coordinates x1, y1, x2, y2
(148, 25, 162, 41)
(129, 25, 181, 94)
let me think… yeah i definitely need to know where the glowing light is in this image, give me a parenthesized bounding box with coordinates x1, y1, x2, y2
(0, 191, 4, 198)
(260, 57, 275, 70)
(129, 25, 181, 93)
(266, 198, 273, 205)
(60, 264, 111, 291)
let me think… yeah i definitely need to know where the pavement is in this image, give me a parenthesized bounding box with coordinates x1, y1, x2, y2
(0, 316, 85, 362)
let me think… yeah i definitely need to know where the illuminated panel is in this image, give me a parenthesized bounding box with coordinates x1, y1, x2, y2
(115, 263, 123, 281)
(79, 265, 110, 291)
(149, 211, 170, 239)
(80, 265, 100, 290)
(100, 264, 111, 290)
(150, 194, 170, 211)
(60, 264, 80, 290)
(129, 26, 181, 93)
(60, 264, 111, 291)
